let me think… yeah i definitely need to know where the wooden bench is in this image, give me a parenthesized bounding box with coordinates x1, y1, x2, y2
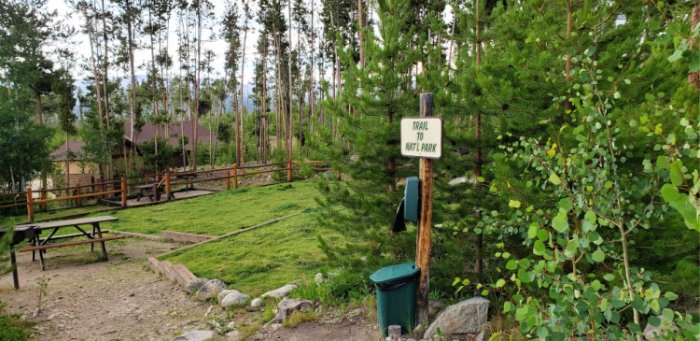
(36, 230, 110, 243)
(20, 235, 125, 252)
(136, 183, 174, 202)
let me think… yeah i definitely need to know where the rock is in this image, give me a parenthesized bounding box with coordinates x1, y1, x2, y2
(261, 284, 298, 299)
(196, 279, 226, 302)
(171, 330, 215, 341)
(423, 297, 489, 340)
(221, 291, 251, 308)
(217, 289, 237, 303)
(644, 315, 678, 340)
(388, 325, 402, 338)
(251, 298, 263, 308)
(314, 273, 324, 285)
(271, 323, 282, 331)
(272, 297, 314, 323)
(185, 278, 208, 294)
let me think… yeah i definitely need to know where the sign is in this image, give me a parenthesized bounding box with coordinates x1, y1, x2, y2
(400, 117, 442, 159)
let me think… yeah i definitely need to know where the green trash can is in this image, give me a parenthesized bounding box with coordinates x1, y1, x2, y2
(369, 262, 420, 337)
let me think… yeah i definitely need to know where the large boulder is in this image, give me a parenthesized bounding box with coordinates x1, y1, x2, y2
(221, 291, 251, 308)
(272, 297, 314, 323)
(261, 284, 298, 299)
(171, 330, 215, 341)
(195, 279, 226, 301)
(424, 297, 489, 340)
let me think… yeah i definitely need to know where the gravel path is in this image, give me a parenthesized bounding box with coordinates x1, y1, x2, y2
(0, 238, 210, 341)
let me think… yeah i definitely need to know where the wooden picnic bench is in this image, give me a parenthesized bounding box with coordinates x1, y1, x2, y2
(16, 216, 123, 271)
(136, 182, 174, 202)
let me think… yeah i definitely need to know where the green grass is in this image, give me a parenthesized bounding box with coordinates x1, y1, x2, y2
(89, 182, 320, 236)
(163, 213, 346, 296)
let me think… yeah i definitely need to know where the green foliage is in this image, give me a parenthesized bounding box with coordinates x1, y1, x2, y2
(0, 88, 52, 187)
(313, 0, 423, 289)
(482, 35, 698, 340)
(0, 310, 31, 341)
(139, 138, 177, 172)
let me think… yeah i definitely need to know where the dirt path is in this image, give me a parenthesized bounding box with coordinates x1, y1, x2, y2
(0, 238, 211, 341)
(0, 238, 378, 341)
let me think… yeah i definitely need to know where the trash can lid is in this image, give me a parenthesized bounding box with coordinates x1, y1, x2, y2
(369, 262, 419, 284)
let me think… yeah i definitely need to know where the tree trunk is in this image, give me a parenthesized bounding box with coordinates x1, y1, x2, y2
(287, 0, 293, 163)
(309, 0, 316, 133)
(84, 5, 107, 180)
(474, 0, 484, 283)
(238, 4, 249, 167)
(193, 5, 202, 171)
(126, 0, 138, 174)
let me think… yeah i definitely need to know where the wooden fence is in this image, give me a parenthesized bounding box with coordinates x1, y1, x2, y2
(9, 160, 330, 223)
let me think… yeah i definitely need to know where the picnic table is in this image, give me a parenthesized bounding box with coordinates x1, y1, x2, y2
(135, 173, 197, 202)
(16, 216, 124, 271)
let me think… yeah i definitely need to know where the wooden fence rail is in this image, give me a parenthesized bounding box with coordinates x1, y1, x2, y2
(15, 160, 328, 222)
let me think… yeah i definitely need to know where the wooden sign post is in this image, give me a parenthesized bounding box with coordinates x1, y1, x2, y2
(401, 93, 441, 328)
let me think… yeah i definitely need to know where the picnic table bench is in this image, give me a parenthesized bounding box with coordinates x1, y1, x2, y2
(136, 182, 172, 202)
(16, 216, 123, 271)
(135, 173, 197, 202)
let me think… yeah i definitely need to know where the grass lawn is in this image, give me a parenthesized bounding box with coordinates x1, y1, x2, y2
(90, 182, 320, 236)
(163, 212, 345, 296)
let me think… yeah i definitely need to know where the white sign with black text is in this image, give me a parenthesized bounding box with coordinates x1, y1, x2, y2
(400, 117, 442, 159)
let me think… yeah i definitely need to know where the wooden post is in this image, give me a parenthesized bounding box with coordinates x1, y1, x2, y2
(226, 169, 231, 190)
(415, 93, 434, 328)
(10, 246, 19, 289)
(26, 187, 34, 223)
(287, 158, 293, 182)
(165, 172, 172, 200)
(76, 187, 82, 207)
(120, 177, 127, 208)
(233, 166, 239, 189)
(153, 182, 159, 201)
(96, 181, 102, 200)
(40, 190, 46, 211)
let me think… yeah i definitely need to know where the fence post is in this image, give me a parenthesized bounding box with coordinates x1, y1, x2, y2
(40, 190, 46, 211)
(233, 165, 239, 189)
(287, 159, 293, 182)
(26, 187, 34, 222)
(121, 177, 127, 208)
(76, 187, 82, 207)
(165, 172, 172, 200)
(226, 169, 231, 190)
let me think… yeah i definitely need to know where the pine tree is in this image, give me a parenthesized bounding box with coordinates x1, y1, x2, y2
(316, 0, 421, 280)
(222, 0, 242, 166)
(53, 69, 77, 188)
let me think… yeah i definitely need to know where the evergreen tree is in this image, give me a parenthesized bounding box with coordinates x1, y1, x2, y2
(316, 0, 422, 286)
